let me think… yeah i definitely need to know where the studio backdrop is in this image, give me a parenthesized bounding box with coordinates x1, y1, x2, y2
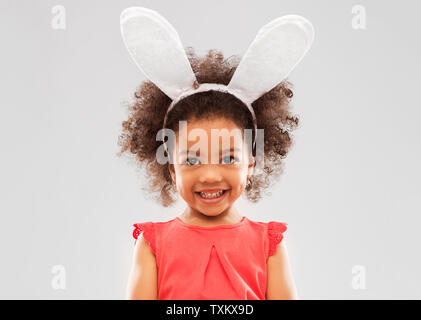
(0, 0, 420, 299)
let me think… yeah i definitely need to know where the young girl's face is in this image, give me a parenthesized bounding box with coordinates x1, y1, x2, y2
(169, 117, 254, 217)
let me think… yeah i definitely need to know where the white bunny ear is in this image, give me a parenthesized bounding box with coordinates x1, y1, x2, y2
(228, 15, 315, 104)
(120, 7, 197, 100)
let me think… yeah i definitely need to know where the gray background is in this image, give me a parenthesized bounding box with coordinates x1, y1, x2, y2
(1, 0, 420, 299)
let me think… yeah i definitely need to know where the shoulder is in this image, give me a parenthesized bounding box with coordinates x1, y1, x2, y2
(266, 221, 288, 257)
(246, 218, 287, 231)
(246, 218, 288, 258)
(246, 217, 287, 233)
(132, 219, 175, 236)
(244, 218, 267, 232)
(132, 219, 176, 255)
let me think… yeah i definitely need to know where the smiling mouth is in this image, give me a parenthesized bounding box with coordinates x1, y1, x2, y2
(195, 189, 228, 200)
(197, 190, 225, 199)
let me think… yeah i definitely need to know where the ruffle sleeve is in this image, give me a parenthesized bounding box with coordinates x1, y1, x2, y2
(267, 221, 288, 257)
(132, 222, 156, 255)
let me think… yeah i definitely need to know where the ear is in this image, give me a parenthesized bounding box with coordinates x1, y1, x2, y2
(120, 7, 197, 99)
(228, 14, 315, 104)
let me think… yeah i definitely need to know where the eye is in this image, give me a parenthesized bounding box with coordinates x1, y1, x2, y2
(221, 155, 237, 164)
(184, 157, 200, 166)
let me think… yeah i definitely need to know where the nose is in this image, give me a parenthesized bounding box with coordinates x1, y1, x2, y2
(198, 165, 223, 184)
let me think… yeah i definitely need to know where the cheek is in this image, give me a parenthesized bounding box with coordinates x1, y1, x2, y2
(174, 168, 194, 195)
(227, 167, 248, 191)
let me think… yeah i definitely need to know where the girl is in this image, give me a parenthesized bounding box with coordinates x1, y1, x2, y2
(118, 7, 314, 300)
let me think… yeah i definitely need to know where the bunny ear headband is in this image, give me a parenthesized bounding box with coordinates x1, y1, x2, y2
(120, 7, 315, 148)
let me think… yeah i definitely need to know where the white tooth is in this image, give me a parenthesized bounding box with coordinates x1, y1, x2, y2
(200, 190, 223, 198)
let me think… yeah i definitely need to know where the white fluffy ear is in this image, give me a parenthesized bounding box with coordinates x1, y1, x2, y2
(228, 15, 315, 104)
(120, 7, 197, 100)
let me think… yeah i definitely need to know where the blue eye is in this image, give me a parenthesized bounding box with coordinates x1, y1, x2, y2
(221, 155, 237, 164)
(184, 157, 200, 166)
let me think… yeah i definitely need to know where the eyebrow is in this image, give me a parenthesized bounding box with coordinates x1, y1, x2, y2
(179, 147, 241, 155)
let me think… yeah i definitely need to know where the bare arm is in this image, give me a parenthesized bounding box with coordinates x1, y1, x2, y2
(266, 240, 298, 300)
(126, 236, 158, 299)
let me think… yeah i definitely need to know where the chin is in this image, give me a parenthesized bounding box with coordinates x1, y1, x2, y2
(194, 205, 227, 217)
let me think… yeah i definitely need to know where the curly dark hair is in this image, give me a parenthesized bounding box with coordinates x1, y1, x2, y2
(117, 47, 300, 206)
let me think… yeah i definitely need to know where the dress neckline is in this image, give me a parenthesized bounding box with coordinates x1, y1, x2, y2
(174, 216, 247, 230)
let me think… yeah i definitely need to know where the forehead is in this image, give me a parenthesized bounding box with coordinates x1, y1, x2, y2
(176, 117, 246, 151)
(183, 117, 242, 132)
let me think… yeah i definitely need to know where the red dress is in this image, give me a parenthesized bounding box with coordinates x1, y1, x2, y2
(132, 216, 287, 300)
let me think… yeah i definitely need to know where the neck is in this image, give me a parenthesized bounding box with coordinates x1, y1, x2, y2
(182, 205, 242, 225)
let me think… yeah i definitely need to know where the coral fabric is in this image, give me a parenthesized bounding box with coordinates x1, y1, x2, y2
(132, 216, 287, 300)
